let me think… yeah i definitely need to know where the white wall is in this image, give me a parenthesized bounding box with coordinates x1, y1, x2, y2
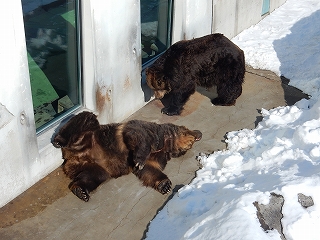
(0, 0, 287, 207)
(172, 0, 213, 43)
(173, 0, 287, 42)
(86, 0, 145, 124)
(0, 0, 61, 207)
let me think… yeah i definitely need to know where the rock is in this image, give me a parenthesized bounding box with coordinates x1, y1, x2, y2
(298, 193, 314, 208)
(253, 192, 286, 240)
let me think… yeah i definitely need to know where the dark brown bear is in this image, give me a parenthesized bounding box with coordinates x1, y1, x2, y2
(146, 33, 245, 115)
(52, 111, 202, 202)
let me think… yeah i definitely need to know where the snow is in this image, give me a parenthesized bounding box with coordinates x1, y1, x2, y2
(145, 1, 320, 239)
(232, 0, 320, 100)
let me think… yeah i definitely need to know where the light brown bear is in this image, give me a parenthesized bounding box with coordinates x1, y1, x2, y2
(53, 111, 202, 201)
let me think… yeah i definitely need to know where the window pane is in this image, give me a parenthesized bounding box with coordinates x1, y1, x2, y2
(261, 0, 270, 16)
(141, 0, 172, 65)
(22, 0, 81, 132)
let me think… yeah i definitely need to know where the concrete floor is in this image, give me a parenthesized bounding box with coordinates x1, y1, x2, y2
(0, 67, 308, 240)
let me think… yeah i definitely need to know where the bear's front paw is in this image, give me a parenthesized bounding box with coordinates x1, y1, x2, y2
(156, 179, 172, 194)
(161, 107, 181, 116)
(69, 183, 90, 202)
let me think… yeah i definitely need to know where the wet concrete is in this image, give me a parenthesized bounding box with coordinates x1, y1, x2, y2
(0, 67, 308, 240)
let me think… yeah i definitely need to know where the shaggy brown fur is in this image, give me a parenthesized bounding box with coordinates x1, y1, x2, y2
(52, 111, 202, 202)
(146, 33, 245, 115)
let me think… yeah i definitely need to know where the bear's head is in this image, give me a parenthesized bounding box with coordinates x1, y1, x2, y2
(52, 111, 100, 150)
(163, 125, 202, 158)
(146, 67, 171, 99)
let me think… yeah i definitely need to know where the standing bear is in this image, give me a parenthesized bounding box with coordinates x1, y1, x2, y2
(52, 111, 202, 202)
(146, 33, 245, 115)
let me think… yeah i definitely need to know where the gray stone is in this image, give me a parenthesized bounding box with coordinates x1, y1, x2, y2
(298, 193, 314, 208)
(253, 192, 286, 240)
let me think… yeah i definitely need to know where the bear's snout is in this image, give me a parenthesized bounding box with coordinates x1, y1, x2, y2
(193, 130, 202, 141)
(52, 135, 66, 148)
(53, 141, 62, 148)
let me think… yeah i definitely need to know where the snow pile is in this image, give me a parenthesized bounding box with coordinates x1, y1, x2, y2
(146, 99, 320, 240)
(233, 0, 320, 99)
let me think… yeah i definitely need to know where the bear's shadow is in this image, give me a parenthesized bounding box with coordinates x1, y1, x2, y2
(195, 86, 218, 100)
(159, 86, 218, 108)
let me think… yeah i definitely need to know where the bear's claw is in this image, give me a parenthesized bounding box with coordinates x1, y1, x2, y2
(70, 184, 90, 202)
(156, 179, 172, 194)
(135, 162, 145, 170)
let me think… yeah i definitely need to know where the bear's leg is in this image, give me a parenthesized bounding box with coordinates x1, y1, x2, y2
(133, 161, 172, 194)
(132, 144, 171, 170)
(161, 87, 195, 115)
(68, 164, 109, 202)
(132, 144, 151, 170)
(212, 83, 242, 106)
(123, 137, 154, 170)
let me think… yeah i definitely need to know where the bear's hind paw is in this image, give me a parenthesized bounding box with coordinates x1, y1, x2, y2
(70, 184, 90, 202)
(156, 179, 172, 194)
(161, 107, 181, 116)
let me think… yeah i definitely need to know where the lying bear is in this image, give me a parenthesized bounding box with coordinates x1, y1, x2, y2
(146, 33, 245, 115)
(52, 111, 202, 202)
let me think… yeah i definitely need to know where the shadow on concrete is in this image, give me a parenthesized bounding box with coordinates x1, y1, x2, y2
(280, 75, 309, 105)
(141, 57, 159, 103)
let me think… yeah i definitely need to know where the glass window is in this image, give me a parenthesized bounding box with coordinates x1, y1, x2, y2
(261, 0, 270, 16)
(141, 0, 173, 66)
(22, 0, 81, 133)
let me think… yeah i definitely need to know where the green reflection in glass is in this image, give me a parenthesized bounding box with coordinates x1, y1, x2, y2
(22, 0, 81, 132)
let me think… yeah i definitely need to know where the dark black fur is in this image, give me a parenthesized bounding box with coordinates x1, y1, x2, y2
(146, 33, 245, 115)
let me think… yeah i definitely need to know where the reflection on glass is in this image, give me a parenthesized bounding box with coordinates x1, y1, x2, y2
(22, 0, 81, 132)
(141, 0, 172, 65)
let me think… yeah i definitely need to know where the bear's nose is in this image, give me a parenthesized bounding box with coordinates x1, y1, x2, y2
(52, 141, 62, 148)
(193, 130, 202, 141)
